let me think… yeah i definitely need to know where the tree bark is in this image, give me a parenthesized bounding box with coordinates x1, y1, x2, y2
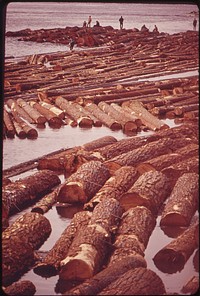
(82, 135, 117, 151)
(2, 170, 61, 216)
(57, 160, 110, 204)
(2, 212, 51, 286)
(84, 166, 138, 210)
(84, 103, 122, 130)
(39, 101, 65, 119)
(3, 280, 36, 295)
(181, 276, 199, 295)
(6, 98, 35, 124)
(17, 98, 47, 124)
(33, 210, 92, 277)
(160, 173, 198, 226)
(153, 221, 198, 274)
(98, 267, 166, 295)
(66, 255, 146, 295)
(3, 108, 15, 138)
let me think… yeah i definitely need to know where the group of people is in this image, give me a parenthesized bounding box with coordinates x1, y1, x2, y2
(83, 15, 100, 28)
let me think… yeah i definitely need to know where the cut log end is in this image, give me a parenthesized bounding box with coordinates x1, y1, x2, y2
(153, 249, 185, 274)
(59, 258, 94, 280)
(119, 192, 150, 212)
(33, 264, 57, 278)
(136, 163, 157, 175)
(160, 212, 189, 227)
(110, 122, 122, 130)
(78, 117, 93, 128)
(58, 182, 86, 204)
(104, 162, 122, 175)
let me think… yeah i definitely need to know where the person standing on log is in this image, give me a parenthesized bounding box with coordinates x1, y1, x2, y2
(119, 16, 124, 29)
(83, 20, 87, 28)
(193, 18, 197, 30)
(87, 15, 92, 27)
(69, 38, 75, 51)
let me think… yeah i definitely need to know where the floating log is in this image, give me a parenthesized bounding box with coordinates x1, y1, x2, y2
(57, 160, 110, 204)
(181, 276, 199, 295)
(104, 137, 174, 173)
(33, 210, 92, 277)
(82, 135, 117, 151)
(136, 142, 198, 174)
(98, 101, 138, 133)
(2, 170, 61, 216)
(84, 166, 138, 210)
(12, 117, 27, 138)
(120, 171, 170, 214)
(2, 212, 51, 286)
(84, 102, 122, 130)
(123, 100, 169, 131)
(59, 223, 111, 280)
(98, 267, 166, 295)
(6, 98, 35, 124)
(55, 96, 93, 127)
(153, 221, 198, 274)
(3, 280, 36, 296)
(160, 173, 198, 226)
(66, 255, 146, 295)
(112, 103, 142, 126)
(174, 103, 199, 116)
(3, 108, 15, 138)
(17, 98, 47, 124)
(89, 197, 124, 234)
(30, 101, 63, 128)
(39, 101, 65, 119)
(161, 155, 199, 187)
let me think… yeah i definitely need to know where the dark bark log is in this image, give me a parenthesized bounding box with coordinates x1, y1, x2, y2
(84, 103, 122, 130)
(111, 103, 142, 127)
(57, 160, 110, 204)
(2, 212, 51, 286)
(153, 221, 198, 274)
(98, 267, 166, 295)
(12, 118, 27, 138)
(161, 156, 199, 187)
(33, 210, 92, 277)
(17, 98, 47, 124)
(181, 276, 199, 295)
(2, 170, 61, 216)
(174, 103, 199, 116)
(82, 135, 117, 151)
(89, 197, 124, 234)
(39, 101, 65, 119)
(30, 101, 63, 128)
(59, 223, 111, 280)
(84, 166, 138, 210)
(66, 255, 146, 295)
(6, 98, 35, 124)
(3, 109, 15, 138)
(136, 143, 198, 174)
(160, 173, 198, 226)
(104, 137, 173, 173)
(3, 280, 36, 295)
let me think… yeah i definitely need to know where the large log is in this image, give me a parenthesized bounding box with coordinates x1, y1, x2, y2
(16, 98, 47, 124)
(136, 143, 198, 174)
(160, 173, 198, 226)
(84, 166, 138, 210)
(6, 98, 35, 124)
(65, 255, 146, 295)
(57, 160, 110, 204)
(153, 221, 198, 274)
(39, 101, 65, 119)
(2, 170, 61, 216)
(98, 267, 166, 295)
(12, 117, 27, 138)
(181, 276, 199, 295)
(111, 103, 142, 128)
(33, 210, 92, 277)
(2, 212, 51, 286)
(3, 108, 15, 138)
(3, 280, 36, 295)
(84, 102, 122, 130)
(82, 135, 117, 151)
(120, 171, 170, 214)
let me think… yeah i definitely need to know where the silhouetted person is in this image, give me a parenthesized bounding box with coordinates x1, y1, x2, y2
(119, 16, 124, 29)
(87, 15, 92, 27)
(193, 18, 197, 30)
(83, 20, 87, 27)
(141, 24, 149, 32)
(69, 38, 75, 51)
(153, 25, 159, 33)
(94, 20, 100, 27)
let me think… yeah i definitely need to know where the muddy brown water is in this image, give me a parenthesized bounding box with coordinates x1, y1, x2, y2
(3, 119, 199, 295)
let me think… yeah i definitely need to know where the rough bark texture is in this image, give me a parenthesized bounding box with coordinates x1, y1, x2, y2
(3, 108, 15, 138)
(57, 160, 110, 204)
(2, 212, 51, 286)
(82, 136, 117, 151)
(84, 166, 138, 210)
(3, 280, 36, 295)
(2, 170, 61, 216)
(33, 211, 92, 277)
(181, 276, 199, 294)
(6, 98, 35, 124)
(120, 171, 170, 214)
(65, 255, 146, 295)
(59, 223, 111, 280)
(39, 101, 65, 119)
(89, 197, 124, 234)
(160, 173, 199, 226)
(98, 267, 166, 295)
(17, 98, 47, 124)
(153, 221, 198, 274)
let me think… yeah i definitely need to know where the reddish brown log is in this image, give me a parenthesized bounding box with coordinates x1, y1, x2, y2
(3, 108, 15, 138)
(85, 103, 122, 130)
(112, 103, 142, 127)
(6, 98, 35, 124)
(174, 103, 199, 116)
(160, 173, 198, 226)
(84, 166, 138, 210)
(57, 160, 110, 204)
(33, 211, 92, 277)
(2, 212, 51, 286)
(181, 276, 199, 295)
(82, 135, 117, 151)
(67, 255, 146, 295)
(39, 101, 65, 119)
(17, 98, 47, 124)
(98, 267, 166, 295)
(12, 117, 27, 138)
(3, 280, 36, 295)
(153, 221, 198, 274)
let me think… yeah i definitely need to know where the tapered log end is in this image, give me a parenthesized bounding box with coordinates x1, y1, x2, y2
(160, 213, 189, 227)
(78, 117, 93, 128)
(119, 192, 150, 212)
(33, 264, 58, 277)
(57, 182, 86, 204)
(153, 249, 185, 274)
(110, 122, 122, 130)
(104, 162, 121, 175)
(136, 163, 157, 175)
(27, 129, 38, 139)
(59, 259, 93, 280)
